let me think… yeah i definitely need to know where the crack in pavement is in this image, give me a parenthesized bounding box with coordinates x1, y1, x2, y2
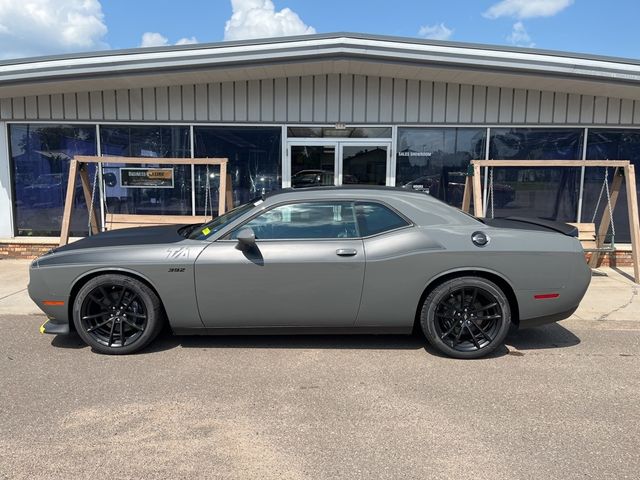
(0, 288, 26, 301)
(597, 286, 638, 321)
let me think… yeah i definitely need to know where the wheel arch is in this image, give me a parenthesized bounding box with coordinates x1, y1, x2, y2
(67, 268, 167, 332)
(415, 268, 520, 329)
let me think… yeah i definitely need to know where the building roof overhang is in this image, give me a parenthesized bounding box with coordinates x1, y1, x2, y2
(1, 32, 639, 100)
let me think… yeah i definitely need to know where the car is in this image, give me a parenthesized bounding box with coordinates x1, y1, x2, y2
(291, 169, 359, 187)
(29, 186, 591, 359)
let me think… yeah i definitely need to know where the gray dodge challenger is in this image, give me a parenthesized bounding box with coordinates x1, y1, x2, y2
(29, 186, 591, 359)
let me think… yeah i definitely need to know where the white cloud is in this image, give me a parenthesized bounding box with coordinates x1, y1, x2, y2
(224, 0, 315, 41)
(0, 0, 108, 59)
(418, 23, 453, 41)
(484, 0, 573, 19)
(140, 32, 199, 48)
(507, 21, 535, 47)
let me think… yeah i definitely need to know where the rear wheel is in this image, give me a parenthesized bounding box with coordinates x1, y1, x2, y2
(420, 277, 511, 359)
(72, 274, 164, 355)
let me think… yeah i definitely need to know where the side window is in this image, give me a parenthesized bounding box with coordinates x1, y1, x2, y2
(232, 202, 358, 239)
(356, 202, 410, 236)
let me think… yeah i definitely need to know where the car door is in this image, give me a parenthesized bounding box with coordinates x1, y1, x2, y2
(194, 201, 365, 328)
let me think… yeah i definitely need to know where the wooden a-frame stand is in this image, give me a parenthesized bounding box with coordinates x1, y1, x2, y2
(461, 160, 640, 284)
(59, 155, 230, 247)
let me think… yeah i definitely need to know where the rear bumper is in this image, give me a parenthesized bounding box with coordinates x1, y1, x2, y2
(518, 306, 578, 329)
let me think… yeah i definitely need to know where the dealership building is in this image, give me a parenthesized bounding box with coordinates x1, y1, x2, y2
(0, 33, 639, 257)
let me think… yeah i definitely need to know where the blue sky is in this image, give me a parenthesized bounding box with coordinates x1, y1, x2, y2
(0, 0, 639, 60)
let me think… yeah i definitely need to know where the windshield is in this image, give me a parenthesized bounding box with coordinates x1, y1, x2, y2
(187, 200, 259, 240)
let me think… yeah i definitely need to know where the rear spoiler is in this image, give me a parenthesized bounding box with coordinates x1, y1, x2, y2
(481, 216, 579, 237)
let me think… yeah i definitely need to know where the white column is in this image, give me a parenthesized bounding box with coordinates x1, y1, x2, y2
(0, 122, 14, 237)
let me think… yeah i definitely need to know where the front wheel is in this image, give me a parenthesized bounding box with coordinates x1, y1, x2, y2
(73, 274, 164, 355)
(420, 277, 512, 359)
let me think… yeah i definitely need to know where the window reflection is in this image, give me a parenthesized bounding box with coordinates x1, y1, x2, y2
(194, 127, 281, 212)
(395, 128, 486, 207)
(100, 126, 191, 215)
(9, 124, 97, 236)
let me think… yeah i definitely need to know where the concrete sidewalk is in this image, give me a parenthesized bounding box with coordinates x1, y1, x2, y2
(0, 258, 637, 321)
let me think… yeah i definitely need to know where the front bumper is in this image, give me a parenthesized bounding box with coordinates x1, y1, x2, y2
(39, 318, 70, 335)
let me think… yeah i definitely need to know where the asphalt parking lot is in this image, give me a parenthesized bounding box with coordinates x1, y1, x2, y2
(1, 312, 640, 480)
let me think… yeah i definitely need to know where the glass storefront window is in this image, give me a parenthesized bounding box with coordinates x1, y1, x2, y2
(584, 129, 640, 243)
(9, 124, 97, 236)
(395, 128, 486, 207)
(287, 127, 392, 138)
(100, 126, 191, 216)
(488, 128, 583, 221)
(194, 127, 281, 212)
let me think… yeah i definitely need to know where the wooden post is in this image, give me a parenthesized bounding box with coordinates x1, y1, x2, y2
(624, 164, 640, 283)
(472, 163, 483, 217)
(461, 175, 472, 214)
(589, 168, 622, 267)
(218, 160, 227, 216)
(78, 163, 100, 235)
(59, 159, 79, 246)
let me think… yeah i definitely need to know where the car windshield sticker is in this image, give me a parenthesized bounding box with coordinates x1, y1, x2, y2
(201, 227, 211, 235)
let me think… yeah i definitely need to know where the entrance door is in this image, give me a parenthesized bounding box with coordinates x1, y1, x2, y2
(288, 141, 392, 187)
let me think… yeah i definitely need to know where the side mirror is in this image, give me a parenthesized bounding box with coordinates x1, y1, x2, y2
(236, 228, 256, 249)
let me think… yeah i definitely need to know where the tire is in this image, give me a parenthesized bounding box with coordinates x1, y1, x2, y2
(72, 274, 164, 355)
(420, 276, 511, 359)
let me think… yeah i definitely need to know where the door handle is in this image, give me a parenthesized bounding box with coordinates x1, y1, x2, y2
(336, 248, 357, 257)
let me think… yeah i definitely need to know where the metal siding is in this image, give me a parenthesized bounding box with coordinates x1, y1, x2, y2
(168, 85, 182, 121)
(485, 86, 499, 123)
(89, 91, 103, 120)
(567, 93, 581, 123)
(620, 98, 634, 124)
(634, 101, 640, 124)
(365, 76, 380, 123)
(326, 74, 340, 122)
(221, 82, 234, 121)
(300, 76, 313, 122)
(392, 78, 406, 123)
(471, 85, 485, 123)
(37, 95, 51, 119)
(525, 90, 540, 123)
(286, 77, 300, 122)
(538, 91, 553, 123)
(340, 74, 353, 122)
(458, 84, 473, 123)
(102, 90, 117, 120)
(580, 95, 595, 123)
(25, 96, 38, 119)
(234, 81, 247, 122)
(115, 89, 129, 121)
(248, 79, 262, 121)
(353, 75, 367, 122)
(51, 94, 64, 120)
(607, 97, 620, 124)
(313, 75, 327, 122)
(0, 98, 12, 119)
(512, 89, 526, 123)
(182, 84, 195, 121)
(195, 84, 208, 121)
(274, 77, 287, 122)
(378, 77, 393, 123)
(553, 92, 567, 124)
(208, 83, 221, 121)
(498, 88, 513, 124)
(77, 92, 90, 119)
(63, 93, 77, 120)
(155, 87, 169, 121)
(593, 96, 607, 123)
(261, 79, 275, 122)
(128, 88, 143, 121)
(406, 79, 420, 123)
(142, 87, 156, 121)
(445, 83, 460, 123)
(432, 82, 446, 122)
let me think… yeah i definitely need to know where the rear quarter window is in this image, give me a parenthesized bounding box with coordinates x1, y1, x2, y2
(356, 202, 411, 237)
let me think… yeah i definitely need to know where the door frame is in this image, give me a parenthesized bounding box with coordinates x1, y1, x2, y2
(285, 139, 393, 188)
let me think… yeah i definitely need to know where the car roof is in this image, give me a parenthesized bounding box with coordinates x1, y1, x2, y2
(267, 185, 437, 198)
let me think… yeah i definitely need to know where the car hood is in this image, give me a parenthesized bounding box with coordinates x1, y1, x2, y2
(53, 224, 193, 253)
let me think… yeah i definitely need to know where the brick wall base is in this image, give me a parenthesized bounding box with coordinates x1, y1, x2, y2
(0, 241, 636, 267)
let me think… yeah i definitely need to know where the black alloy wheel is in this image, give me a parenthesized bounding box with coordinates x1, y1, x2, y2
(73, 274, 164, 355)
(420, 277, 511, 359)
